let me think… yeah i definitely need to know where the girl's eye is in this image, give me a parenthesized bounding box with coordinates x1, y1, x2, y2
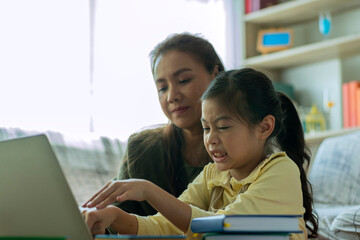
(179, 78, 191, 84)
(218, 126, 230, 130)
(202, 127, 210, 132)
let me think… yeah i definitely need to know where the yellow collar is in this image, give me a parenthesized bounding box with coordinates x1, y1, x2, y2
(207, 152, 287, 192)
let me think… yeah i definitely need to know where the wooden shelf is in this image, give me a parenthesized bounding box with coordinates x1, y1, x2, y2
(244, 33, 360, 69)
(244, 0, 360, 26)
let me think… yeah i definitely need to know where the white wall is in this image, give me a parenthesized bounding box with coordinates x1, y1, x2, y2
(0, 0, 227, 141)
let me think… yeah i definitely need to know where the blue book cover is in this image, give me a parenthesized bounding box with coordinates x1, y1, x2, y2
(190, 214, 303, 233)
(202, 232, 290, 240)
(94, 235, 186, 240)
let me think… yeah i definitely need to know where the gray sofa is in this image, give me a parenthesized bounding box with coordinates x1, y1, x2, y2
(2, 127, 359, 239)
(308, 131, 360, 239)
(0, 127, 126, 204)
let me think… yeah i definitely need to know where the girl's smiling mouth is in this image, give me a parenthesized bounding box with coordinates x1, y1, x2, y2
(211, 151, 227, 162)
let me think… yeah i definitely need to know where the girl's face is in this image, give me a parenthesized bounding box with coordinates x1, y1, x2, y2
(153, 50, 218, 132)
(201, 98, 266, 180)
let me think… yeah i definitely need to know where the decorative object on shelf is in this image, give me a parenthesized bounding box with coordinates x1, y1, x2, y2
(322, 88, 334, 131)
(256, 28, 294, 54)
(304, 104, 326, 133)
(323, 88, 335, 113)
(318, 10, 332, 39)
(298, 105, 310, 133)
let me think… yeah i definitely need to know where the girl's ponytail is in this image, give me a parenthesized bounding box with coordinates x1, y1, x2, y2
(276, 92, 318, 238)
(276, 92, 309, 168)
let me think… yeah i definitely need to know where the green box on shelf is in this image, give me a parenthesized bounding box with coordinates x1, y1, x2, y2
(272, 82, 294, 100)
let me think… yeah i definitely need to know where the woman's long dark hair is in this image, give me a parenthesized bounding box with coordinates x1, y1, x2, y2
(201, 68, 318, 238)
(125, 33, 224, 196)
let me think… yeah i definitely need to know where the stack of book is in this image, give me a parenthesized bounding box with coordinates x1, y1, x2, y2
(245, 0, 279, 14)
(190, 214, 303, 240)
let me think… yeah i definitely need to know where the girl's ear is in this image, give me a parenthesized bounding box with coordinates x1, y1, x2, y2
(257, 115, 275, 140)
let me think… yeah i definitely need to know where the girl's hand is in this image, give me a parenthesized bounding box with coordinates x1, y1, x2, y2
(83, 179, 192, 233)
(81, 206, 118, 235)
(83, 179, 152, 209)
(82, 205, 138, 235)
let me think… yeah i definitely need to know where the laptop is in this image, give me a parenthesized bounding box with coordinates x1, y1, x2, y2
(0, 134, 93, 239)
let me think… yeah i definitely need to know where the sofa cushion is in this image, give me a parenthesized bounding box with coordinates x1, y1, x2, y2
(332, 205, 360, 237)
(314, 204, 360, 240)
(308, 131, 360, 205)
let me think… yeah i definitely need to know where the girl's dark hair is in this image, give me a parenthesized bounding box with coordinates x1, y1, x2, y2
(201, 68, 318, 238)
(144, 33, 224, 196)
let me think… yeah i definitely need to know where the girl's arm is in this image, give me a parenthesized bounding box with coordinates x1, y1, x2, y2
(141, 180, 192, 232)
(85, 179, 192, 233)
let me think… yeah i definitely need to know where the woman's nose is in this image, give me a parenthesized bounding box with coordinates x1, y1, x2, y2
(167, 86, 181, 103)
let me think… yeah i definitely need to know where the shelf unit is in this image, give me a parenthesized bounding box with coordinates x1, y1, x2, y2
(244, 0, 360, 25)
(238, 0, 360, 139)
(245, 33, 360, 69)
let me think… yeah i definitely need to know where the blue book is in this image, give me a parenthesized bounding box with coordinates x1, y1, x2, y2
(190, 215, 303, 233)
(94, 235, 186, 240)
(202, 232, 290, 240)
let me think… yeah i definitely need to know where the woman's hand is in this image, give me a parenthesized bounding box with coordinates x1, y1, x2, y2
(81, 205, 138, 235)
(82, 179, 152, 209)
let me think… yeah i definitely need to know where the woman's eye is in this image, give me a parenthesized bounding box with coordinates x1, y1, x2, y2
(158, 86, 167, 93)
(218, 126, 230, 130)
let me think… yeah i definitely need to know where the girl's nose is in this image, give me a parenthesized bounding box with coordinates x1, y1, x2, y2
(206, 131, 219, 146)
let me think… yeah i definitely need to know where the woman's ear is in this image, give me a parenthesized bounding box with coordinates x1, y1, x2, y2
(257, 115, 275, 140)
(212, 65, 219, 77)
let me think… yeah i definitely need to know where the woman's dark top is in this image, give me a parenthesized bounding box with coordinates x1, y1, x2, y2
(113, 126, 207, 216)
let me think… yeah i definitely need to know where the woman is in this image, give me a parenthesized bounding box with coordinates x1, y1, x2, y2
(84, 32, 225, 216)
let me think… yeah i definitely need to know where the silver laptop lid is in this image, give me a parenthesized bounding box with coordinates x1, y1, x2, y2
(0, 134, 93, 240)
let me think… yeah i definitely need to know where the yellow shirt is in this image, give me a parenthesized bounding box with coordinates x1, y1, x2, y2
(136, 152, 307, 240)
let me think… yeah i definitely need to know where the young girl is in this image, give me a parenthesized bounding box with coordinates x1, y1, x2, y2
(82, 68, 318, 240)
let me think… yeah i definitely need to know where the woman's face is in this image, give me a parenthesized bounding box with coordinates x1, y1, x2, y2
(153, 50, 218, 131)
